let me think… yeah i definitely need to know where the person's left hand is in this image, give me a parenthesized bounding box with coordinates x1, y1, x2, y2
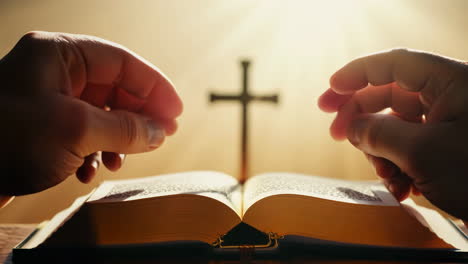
(316, 49, 468, 222)
(0, 31, 182, 195)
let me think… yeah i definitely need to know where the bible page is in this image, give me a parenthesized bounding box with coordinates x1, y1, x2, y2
(87, 171, 242, 215)
(243, 172, 398, 211)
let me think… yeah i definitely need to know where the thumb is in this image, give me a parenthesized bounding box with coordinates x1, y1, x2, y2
(80, 103, 166, 155)
(347, 114, 425, 172)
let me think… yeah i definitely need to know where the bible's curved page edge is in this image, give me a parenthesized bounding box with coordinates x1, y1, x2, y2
(401, 199, 468, 251)
(87, 171, 242, 217)
(243, 172, 398, 212)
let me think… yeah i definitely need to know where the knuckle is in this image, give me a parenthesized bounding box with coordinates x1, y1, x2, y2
(15, 31, 58, 60)
(389, 47, 410, 57)
(20, 31, 42, 42)
(18, 31, 48, 47)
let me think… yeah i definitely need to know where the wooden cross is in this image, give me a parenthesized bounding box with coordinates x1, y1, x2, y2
(209, 60, 279, 183)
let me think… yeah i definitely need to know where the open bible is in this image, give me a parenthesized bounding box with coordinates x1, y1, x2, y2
(14, 171, 468, 262)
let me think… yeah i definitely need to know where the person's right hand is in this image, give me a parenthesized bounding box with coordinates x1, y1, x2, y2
(0, 31, 182, 196)
(318, 49, 468, 221)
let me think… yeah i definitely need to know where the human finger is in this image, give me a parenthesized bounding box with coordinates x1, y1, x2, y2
(365, 153, 399, 179)
(365, 153, 413, 201)
(66, 33, 182, 122)
(67, 98, 166, 156)
(347, 113, 428, 173)
(76, 152, 101, 183)
(412, 183, 421, 196)
(317, 88, 352, 113)
(18, 31, 182, 133)
(330, 83, 423, 140)
(382, 173, 412, 202)
(102, 152, 126, 172)
(330, 48, 463, 95)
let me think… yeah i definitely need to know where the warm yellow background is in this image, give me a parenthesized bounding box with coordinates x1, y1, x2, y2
(0, 0, 467, 223)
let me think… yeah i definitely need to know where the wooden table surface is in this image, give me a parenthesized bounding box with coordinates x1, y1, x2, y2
(0, 224, 35, 264)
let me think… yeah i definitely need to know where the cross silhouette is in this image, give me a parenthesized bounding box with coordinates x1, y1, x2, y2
(209, 60, 279, 183)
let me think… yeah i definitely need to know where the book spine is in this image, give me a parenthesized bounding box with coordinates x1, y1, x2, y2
(213, 232, 283, 249)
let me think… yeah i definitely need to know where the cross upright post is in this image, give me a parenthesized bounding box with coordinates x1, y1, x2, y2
(209, 60, 279, 184)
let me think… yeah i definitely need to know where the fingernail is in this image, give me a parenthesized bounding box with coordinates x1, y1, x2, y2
(118, 154, 126, 168)
(91, 160, 99, 170)
(147, 119, 165, 148)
